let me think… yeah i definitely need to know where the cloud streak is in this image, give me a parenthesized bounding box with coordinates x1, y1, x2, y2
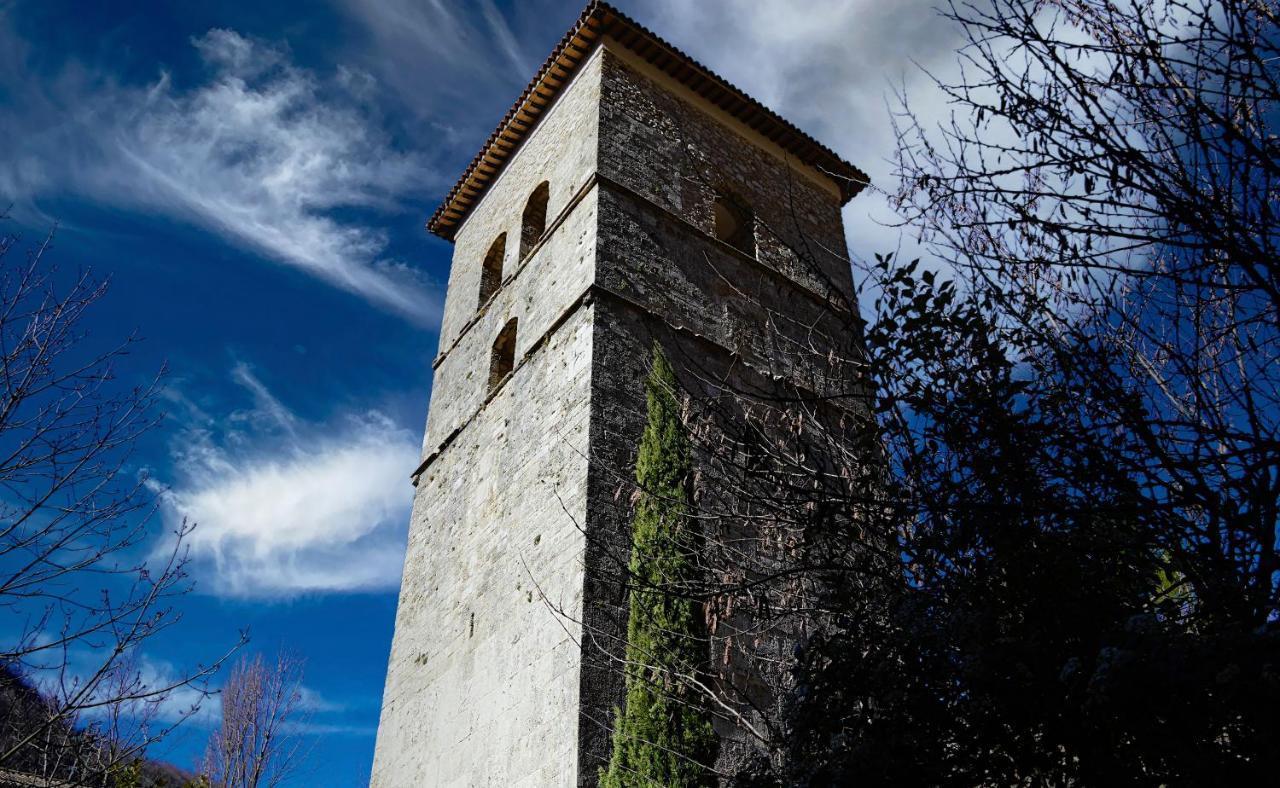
(117, 29, 443, 323)
(333, 0, 538, 125)
(155, 365, 418, 599)
(1, 26, 442, 323)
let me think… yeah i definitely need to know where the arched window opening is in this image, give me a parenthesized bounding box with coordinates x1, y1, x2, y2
(520, 181, 550, 260)
(714, 191, 755, 257)
(478, 233, 506, 307)
(489, 318, 518, 393)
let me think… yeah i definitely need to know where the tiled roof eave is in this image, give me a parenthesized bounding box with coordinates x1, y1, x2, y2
(427, 0, 869, 241)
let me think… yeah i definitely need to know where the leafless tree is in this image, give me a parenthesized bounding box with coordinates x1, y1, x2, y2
(200, 653, 308, 788)
(891, 0, 1280, 633)
(0, 221, 242, 785)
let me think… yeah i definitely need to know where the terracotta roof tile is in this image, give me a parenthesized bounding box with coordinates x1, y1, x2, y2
(428, 0, 869, 240)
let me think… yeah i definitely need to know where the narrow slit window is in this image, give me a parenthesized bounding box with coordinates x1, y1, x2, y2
(478, 233, 505, 307)
(520, 181, 550, 260)
(714, 191, 755, 257)
(489, 318, 518, 393)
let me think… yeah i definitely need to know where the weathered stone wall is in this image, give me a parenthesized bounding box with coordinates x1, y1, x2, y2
(582, 290, 860, 780)
(581, 298, 767, 778)
(372, 34, 861, 788)
(594, 182, 860, 403)
(372, 47, 606, 788)
(575, 47, 864, 781)
(434, 48, 604, 364)
(597, 43, 854, 305)
(423, 186, 600, 454)
(371, 304, 595, 787)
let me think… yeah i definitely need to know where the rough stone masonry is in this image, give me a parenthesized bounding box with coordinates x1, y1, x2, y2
(369, 3, 869, 786)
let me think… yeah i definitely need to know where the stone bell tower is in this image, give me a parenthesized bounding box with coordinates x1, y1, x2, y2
(370, 2, 868, 785)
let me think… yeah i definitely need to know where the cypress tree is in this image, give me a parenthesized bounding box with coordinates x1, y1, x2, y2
(601, 345, 718, 788)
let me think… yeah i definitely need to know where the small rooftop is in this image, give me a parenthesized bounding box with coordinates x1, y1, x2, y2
(428, 0, 869, 240)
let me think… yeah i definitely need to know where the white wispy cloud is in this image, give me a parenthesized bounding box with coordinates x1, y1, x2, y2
(154, 365, 418, 599)
(120, 658, 355, 734)
(281, 720, 377, 737)
(478, 0, 533, 80)
(114, 29, 442, 323)
(132, 656, 221, 726)
(0, 25, 442, 324)
(332, 0, 575, 147)
(67, 653, 219, 727)
(298, 685, 345, 714)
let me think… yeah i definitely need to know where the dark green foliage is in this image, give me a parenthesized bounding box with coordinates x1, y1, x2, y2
(601, 346, 718, 788)
(735, 248, 1280, 785)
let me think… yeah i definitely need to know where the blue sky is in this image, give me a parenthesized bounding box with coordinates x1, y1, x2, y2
(0, 0, 962, 783)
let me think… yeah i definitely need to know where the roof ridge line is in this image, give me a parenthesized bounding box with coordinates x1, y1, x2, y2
(427, 0, 868, 240)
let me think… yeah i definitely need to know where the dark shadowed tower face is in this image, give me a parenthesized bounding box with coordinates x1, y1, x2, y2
(369, 2, 868, 785)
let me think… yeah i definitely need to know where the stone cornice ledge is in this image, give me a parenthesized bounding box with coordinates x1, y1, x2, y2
(410, 282, 858, 485)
